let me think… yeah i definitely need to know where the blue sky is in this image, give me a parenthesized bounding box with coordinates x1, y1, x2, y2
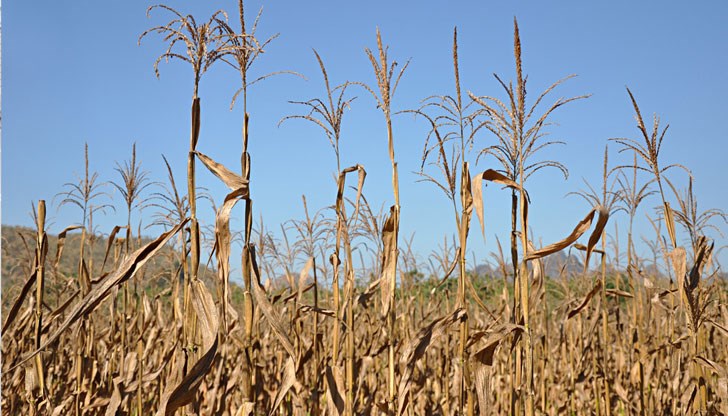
(3, 1, 727, 278)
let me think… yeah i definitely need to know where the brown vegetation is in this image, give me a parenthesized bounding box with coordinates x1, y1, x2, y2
(2, 3, 726, 416)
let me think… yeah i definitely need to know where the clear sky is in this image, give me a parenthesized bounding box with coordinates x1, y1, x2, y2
(3, 1, 727, 279)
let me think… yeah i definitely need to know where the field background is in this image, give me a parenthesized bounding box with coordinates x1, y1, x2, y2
(2, 1, 727, 415)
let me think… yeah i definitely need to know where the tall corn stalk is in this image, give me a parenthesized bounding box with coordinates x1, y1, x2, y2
(412, 28, 481, 415)
(568, 146, 623, 415)
(282, 49, 358, 414)
(215, 1, 294, 401)
(361, 29, 408, 413)
(33, 200, 48, 408)
(610, 88, 697, 410)
(150, 155, 191, 326)
(140, 8, 226, 413)
(111, 142, 152, 415)
(55, 143, 112, 416)
(666, 178, 725, 411)
(290, 196, 329, 414)
(470, 18, 587, 415)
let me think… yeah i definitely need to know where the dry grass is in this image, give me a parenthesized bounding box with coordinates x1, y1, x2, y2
(2, 3, 727, 416)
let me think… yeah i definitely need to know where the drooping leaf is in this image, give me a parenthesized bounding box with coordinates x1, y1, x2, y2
(472, 169, 524, 240)
(214, 187, 247, 333)
(195, 150, 250, 192)
(2, 269, 37, 334)
(156, 278, 219, 415)
(250, 252, 297, 363)
(267, 357, 296, 416)
(397, 308, 466, 416)
(101, 225, 127, 271)
(524, 206, 608, 267)
(380, 205, 399, 318)
(325, 365, 345, 416)
(470, 323, 525, 412)
(55, 225, 84, 270)
(567, 280, 602, 319)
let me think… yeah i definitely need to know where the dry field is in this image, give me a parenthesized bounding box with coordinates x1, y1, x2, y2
(2, 2, 727, 415)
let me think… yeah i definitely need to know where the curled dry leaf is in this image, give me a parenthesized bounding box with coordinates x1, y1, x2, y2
(573, 243, 605, 256)
(104, 377, 123, 416)
(670, 247, 687, 308)
(4, 227, 49, 334)
(707, 319, 728, 338)
(380, 205, 399, 318)
(101, 225, 126, 270)
(606, 289, 633, 298)
(2, 269, 38, 334)
(297, 257, 315, 305)
(663, 201, 677, 248)
(191, 98, 200, 150)
(694, 355, 727, 378)
(299, 305, 336, 318)
(720, 379, 728, 414)
(339, 164, 367, 221)
(472, 169, 524, 241)
(470, 324, 525, 365)
(235, 403, 255, 416)
(356, 276, 380, 308)
(678, 236, 714, 331)
(459, 162, 473, 247)
(526, 240, 545, 310)
(524, 206, 609, 270)
(55, 225, 84, 270)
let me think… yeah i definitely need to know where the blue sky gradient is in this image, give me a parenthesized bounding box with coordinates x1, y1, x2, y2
(3, 1, 727, 278)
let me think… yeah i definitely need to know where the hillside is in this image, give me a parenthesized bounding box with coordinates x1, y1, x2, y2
(1, 224, 217, 313)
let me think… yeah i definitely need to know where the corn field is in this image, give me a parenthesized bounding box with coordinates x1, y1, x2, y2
(2, 2, 727, 415)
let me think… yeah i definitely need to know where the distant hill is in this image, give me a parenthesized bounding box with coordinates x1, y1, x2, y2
(1, 224, 217, 313)
(471, 250, 587, 280)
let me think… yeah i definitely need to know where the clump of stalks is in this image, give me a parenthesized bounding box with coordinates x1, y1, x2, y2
(665, 177, 727, 255)
(616, 153, 656, 276)
(568, 145, 624, 415)
(611, 88, 690, 255)
(612, 89, 724, 413)
(282, 49, 364, 415)
(55, 143, 113, 416)
(110, 142, 153, 415)
(149, 155, 191, 323)
(112, 143, 153, 256)
(288, 195, 330, 413)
